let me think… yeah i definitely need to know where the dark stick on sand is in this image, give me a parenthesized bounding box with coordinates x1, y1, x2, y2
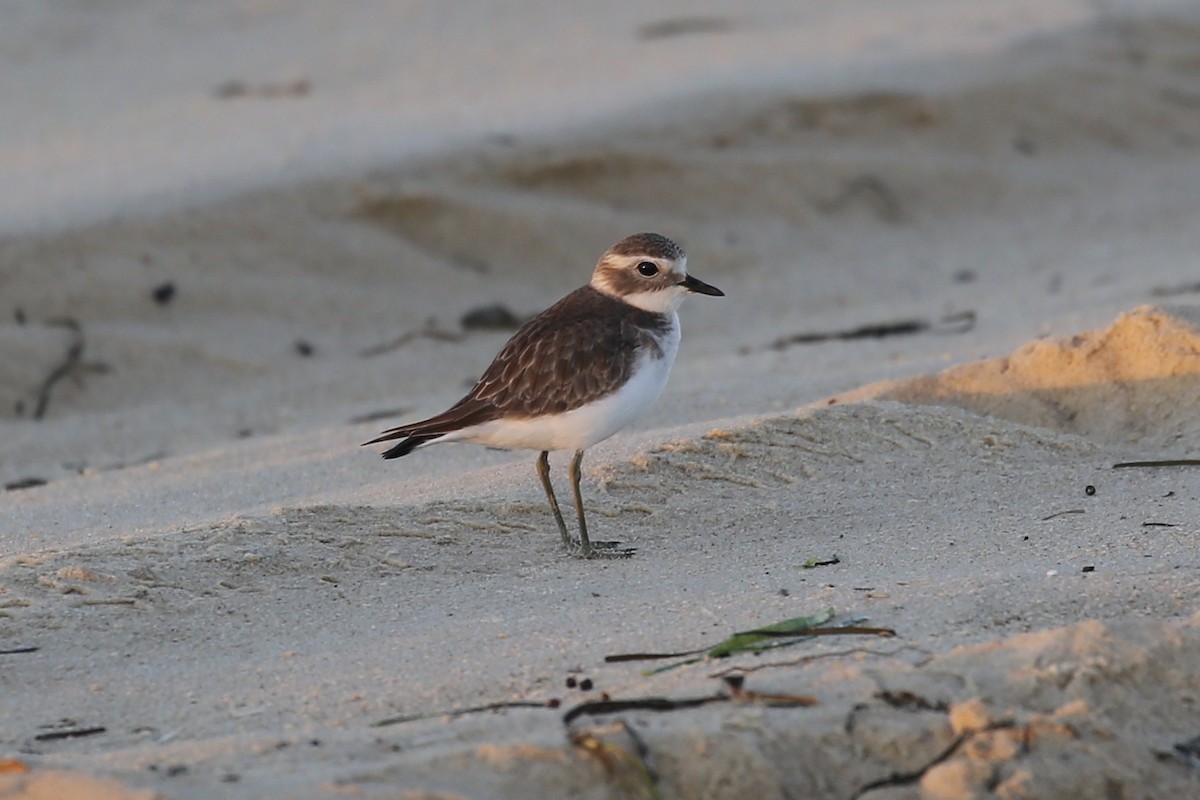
(33, 318, 84, 420)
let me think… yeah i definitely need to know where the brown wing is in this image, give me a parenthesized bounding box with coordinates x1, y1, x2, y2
(363, 287, 649, 445)
(470, 305, 640, 419)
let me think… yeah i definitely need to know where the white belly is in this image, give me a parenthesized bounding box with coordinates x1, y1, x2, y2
(447, 318, 680, 452)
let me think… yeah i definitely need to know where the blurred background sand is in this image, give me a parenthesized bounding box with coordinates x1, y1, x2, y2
(2, 2, 1200, 798)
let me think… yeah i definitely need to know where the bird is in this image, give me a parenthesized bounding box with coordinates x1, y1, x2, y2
(363, 232, 723, 558)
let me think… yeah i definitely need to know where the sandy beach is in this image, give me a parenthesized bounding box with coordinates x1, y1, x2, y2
(3, 2, 1200, 798)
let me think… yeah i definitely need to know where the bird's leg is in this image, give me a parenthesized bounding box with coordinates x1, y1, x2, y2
(568, 449, 594, 557)
(569, 449, 635, 559)
(536, 450, 575, 550)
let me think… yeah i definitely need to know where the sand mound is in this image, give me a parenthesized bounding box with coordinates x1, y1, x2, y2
(394, 614, 1200, 800)
(0, 770, 155, 800)
(838, 306, 1200, 448)
(5, 399, 1196, 798)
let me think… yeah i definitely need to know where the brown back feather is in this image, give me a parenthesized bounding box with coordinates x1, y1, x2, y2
(364, 286, 671, 444)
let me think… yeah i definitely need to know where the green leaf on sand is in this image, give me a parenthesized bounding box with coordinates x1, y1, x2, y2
(643, 608, 842, 674)
(706, 608, 836, 658)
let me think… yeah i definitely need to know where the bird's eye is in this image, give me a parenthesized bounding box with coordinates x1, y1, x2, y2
(637, 261, 658, 277)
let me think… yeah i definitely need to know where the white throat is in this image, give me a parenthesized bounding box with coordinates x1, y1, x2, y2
(617, 286, 688, 314)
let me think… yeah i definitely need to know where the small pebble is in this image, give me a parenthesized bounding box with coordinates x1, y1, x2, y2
(151, 282, 176, 305)
(579, 678, 593, 692)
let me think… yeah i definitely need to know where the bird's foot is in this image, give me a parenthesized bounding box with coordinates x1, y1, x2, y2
(567, 539, 636, 559)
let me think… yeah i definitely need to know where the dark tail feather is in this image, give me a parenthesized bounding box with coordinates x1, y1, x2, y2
(381, 434, 441, 459)
(363, 397, 494, 457)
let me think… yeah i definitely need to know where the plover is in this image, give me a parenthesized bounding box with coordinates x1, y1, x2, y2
(364, 233, 723, 558)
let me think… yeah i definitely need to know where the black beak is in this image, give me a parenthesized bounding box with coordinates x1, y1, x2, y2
(680, 274, 724, 297)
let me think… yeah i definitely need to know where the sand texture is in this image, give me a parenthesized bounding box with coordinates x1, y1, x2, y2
(3, 2, 1200, 798)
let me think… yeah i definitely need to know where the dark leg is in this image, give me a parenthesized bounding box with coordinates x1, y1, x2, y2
(568, 450, 593, 557)
(568, 450, 635, 559)
(536, 450, 574, 550)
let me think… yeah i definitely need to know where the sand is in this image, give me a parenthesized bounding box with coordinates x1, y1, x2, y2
(3, 2, 1200, 798)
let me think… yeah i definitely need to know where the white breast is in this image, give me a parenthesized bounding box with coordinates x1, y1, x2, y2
(448, 314, 681, 452)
